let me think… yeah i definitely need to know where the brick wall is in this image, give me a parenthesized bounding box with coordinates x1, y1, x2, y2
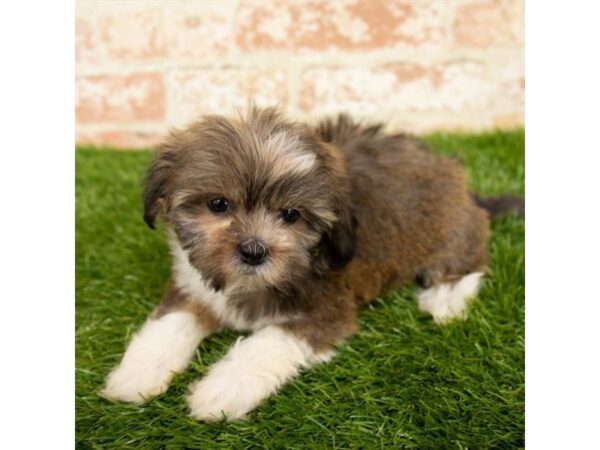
(75, 0, 524, 149)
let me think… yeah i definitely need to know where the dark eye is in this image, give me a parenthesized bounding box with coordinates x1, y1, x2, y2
(281, 208, 300, 223)
(208, 197, 230, 213)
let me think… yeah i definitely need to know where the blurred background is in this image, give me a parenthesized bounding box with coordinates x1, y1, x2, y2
(75, 0, 524, 149)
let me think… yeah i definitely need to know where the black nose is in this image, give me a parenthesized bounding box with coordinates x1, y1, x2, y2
(239, 239, 268, 266)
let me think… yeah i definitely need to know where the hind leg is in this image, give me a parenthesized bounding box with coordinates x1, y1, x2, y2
(416, 199, 489, 324)
(417, 272, 484, 324)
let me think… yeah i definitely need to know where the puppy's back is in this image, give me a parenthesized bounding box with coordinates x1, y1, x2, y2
(316, 115, 489, 302)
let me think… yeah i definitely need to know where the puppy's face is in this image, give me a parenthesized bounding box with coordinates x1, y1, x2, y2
(144, 109, 356, 291)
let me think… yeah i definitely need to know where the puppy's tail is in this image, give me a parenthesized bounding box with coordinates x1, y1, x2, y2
(471, 193, 525, 219)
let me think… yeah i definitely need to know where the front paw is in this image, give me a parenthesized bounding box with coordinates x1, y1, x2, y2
(100, 312, 207, 404)
(101, 363, 173, 404)
(187, 374, 258, 422)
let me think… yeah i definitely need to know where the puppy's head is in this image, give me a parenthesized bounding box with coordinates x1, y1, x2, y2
(144, 108, 355, 291)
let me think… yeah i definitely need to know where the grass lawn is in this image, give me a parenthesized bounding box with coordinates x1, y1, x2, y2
(76, 130, 525, 449)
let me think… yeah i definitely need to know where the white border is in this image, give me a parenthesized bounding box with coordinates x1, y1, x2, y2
(0, 1, 74, 449)
(526, 2, 600, 448)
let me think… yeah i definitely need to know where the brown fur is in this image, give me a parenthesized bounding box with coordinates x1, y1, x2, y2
(151, 279, 223, 333)
(144, 108, 490, 353)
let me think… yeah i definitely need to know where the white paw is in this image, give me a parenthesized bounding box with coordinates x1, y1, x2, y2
(186, 373, 258, 422)
(101, 361, 173, 404)
(418, 272, 484, 324)
(186, 326, 328, 421)
(101, 312, 207, 404)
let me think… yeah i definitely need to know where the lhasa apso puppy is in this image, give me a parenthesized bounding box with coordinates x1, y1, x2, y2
(102, 107, 522, 421)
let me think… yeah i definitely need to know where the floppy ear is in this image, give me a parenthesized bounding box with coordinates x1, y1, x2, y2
(143, 142, 177, 229)
(317, 205, 357, 271)
(310, 140, 357, 272)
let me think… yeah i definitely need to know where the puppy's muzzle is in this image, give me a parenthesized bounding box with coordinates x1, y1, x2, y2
(239, 239, 268, 266)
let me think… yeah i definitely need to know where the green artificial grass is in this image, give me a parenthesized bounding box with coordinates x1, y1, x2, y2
(76, 130, 524, 449)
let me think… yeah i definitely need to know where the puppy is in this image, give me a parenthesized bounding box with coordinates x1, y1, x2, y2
(102, 107, 520, 421)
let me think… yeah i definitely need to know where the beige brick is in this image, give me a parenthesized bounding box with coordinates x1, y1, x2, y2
(75, 16, 95, 63)
(164, 2, 236, 60)
(167, 69, 288, 127)
(492, 113, 525, 129)
(235, 0, 448, 52)
(76, 129, 164, 149)
(453, 0, 521, 48)
(298, 62, 499, 117)
(497, 54, 525, 106)
(75, 5, 166, 64)
(76, 73, 165, 123)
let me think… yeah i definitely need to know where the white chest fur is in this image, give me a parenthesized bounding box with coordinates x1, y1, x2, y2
(169, 237, 294, 331)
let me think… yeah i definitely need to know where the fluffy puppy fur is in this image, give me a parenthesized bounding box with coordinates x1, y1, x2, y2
(102, 107, 521, 421)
